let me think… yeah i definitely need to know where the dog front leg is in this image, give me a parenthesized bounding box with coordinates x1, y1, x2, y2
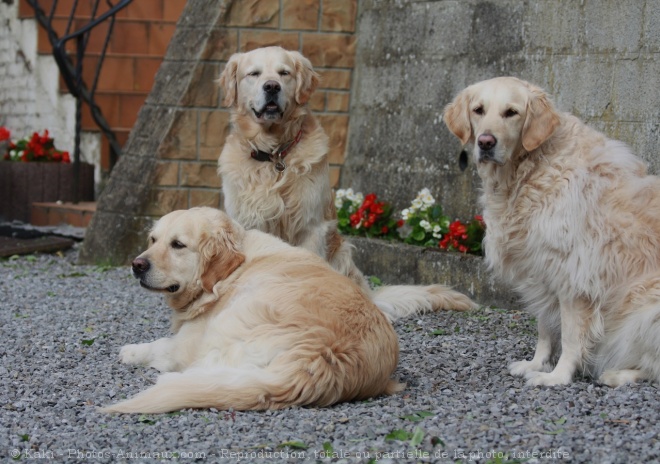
(509, 308, 557, 376)
(119, 337, 180, 372)
(526, 297, 593, 386)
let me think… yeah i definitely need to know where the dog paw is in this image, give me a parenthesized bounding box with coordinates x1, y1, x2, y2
(119, 344, 149, 365)
(509, 360, 547, 377)
(525, 371, 572, 387)
(599, 369, 644, 387)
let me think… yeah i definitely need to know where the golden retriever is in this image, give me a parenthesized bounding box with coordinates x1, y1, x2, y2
(444, 76, 660, 387)
(103, 207, 401, 413)
(217, 46, 475, 320)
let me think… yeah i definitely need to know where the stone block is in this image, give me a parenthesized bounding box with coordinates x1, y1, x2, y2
(282, 0, 320, 30)
(612, 56, 660, 121)
(180, 162, 222, 188)
(239, 30, 300, 52)
(226, 0, 279, 28)
(199, 110, 231, 161)
(349, 236, 519, 310)
(200, 28, 239, 60)
(309, 91, 326, 111)
(189, 189, 222, 208)
(155, 161, 179, 186)
(321, 0, 357, 32)
(157, 110, 198, 160)
(326, 91, 350, 112)
(584, 0, 643, 53)
(318, 69, 352, 89)
(181, 62, 220, 108)
(317, 114, 348, 164)
(302, 33, 356, 67)
(145, 188, 188, 216)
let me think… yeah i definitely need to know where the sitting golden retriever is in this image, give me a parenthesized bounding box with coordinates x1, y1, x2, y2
(444, 76, 660, 387)
(103, 207, 401, 413)
(217, 46, 475, 320)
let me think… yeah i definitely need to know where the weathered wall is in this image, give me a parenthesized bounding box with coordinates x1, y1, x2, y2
(341, 0, 660, 220)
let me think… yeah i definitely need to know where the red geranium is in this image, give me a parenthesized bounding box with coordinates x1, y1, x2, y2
(2, 129, 70, 163)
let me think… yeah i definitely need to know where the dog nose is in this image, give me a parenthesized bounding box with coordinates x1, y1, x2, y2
(478, 134, 497, 151)
(263, 80, 281, 95)
(132, 257, 150, 275)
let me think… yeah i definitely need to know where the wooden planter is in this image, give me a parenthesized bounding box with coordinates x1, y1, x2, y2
(0, 162, 94, 223)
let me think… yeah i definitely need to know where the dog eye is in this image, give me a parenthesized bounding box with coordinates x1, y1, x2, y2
(504, 108, 518, 118)
(279, 70, 290, 76)
(149, 236, 156, 244)
(473, 106, 484, 115)
(170, 240, 186, 249)
(247, 71, 260, 77)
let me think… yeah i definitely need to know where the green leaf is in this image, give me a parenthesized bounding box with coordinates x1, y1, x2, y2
(430, 329, 447, 336)
(368, 275, 382, 287)
(555, 416, 567, 425)
(278, 441, 308, 450)
(25, 255, 37, 262)
(412, 229, 426, 242)
(385, 429, 412, 441)
(81, 339, 95, 346)
(401, 410, 435, 421)
(410, 427, 425, 447)
(322, 442, 333, 453)
(137, 415, 156, 425)
(18, 434, 29, 442)
(543, 428, 565, 435)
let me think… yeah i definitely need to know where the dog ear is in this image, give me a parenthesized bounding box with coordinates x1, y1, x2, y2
(522, 86, 560, 152)
(289, 50, 320, 104)
(443, 90, 472, 146)
(218, 53, 242, 107)
(199, 223, 245, 292)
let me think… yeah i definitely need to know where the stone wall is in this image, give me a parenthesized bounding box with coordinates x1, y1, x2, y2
(341, 0, 660, 220)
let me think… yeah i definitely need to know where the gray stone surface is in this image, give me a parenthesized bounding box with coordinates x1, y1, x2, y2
(2, 250, 658, 463)
(342, 0, 660, 220)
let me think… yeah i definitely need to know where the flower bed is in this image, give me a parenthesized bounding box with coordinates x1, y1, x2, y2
(336, 188, 485, 256)
(0, 127, 93, 223)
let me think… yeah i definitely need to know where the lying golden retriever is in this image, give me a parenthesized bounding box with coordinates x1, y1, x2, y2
(103, 207, 401, 413)
(444, 76, 660, 387)
(218, 46, 475, 320)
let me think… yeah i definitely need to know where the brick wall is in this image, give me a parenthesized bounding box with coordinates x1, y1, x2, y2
(19, 0, 188, 174)
(149, 0, 359, 214)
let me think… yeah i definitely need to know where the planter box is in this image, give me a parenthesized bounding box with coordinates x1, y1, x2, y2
(0, 162, 94, 223)
(348, 236, 520, 310)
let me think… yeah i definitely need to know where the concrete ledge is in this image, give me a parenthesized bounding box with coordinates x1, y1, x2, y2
(348, 236, 520, 310)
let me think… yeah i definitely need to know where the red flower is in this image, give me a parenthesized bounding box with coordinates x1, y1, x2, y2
(381, 226, 389, 234)
(0, 126, 10, 141)
(61, 151, 70, 163)
(397, 219, 404, 228)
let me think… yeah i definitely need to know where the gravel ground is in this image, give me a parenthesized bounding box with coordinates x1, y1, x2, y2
(1, 247, 658, 463)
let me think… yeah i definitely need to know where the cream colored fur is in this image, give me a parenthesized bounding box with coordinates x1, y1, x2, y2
(444, 76, 660, 387)
(103, 207, 402, 413)
(218, 46, 475, 321)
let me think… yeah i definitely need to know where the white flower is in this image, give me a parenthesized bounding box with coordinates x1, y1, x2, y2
(420, 220, 432, 231)
(411, 198, 423, 211)
(401, 208, 410, 221)
(433, 225, 441, 233)
(335, 189, 347, 199)
(335, 197, 344, 209)
(417, 187, 431, 198)
(354, 192, 364, 205)
(433, 232, 442, 239)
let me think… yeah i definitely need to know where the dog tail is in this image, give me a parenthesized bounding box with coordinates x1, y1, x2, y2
(101, 367, 293, 414)
(372, 284, 477, 321)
